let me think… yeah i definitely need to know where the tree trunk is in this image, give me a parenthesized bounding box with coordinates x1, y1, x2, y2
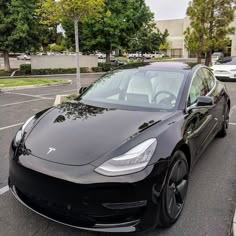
(205, 51, 212, 66)
(3, 51, 10, 71)
(74, 19, 81, 93)
(106, 52, 110, 64)
(197, 52, 202, 64)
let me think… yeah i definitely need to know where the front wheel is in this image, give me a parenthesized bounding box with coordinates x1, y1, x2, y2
(159, 151, 189, 227)
(217, 105, 229, 138)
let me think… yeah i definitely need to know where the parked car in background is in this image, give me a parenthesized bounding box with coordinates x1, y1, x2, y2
(129, 52, 165, 60)
(152, 52, 164, 58)
(96, 53, 106, 59)
(212, 57, 236, 79)
(17, 54, 31, 60)
(212, 52, 224, 64)
(128, 53, 142, 59)
(110, 59, 127, 66)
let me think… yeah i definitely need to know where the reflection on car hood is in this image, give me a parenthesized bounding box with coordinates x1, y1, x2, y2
(25, 102, 171, 166)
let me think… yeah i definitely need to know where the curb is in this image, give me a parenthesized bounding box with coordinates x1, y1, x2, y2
(0, 72, 105, 79)
(0, 80, 72, 92)
(232, 208, 236, 236)
(54, 94, 70, 106)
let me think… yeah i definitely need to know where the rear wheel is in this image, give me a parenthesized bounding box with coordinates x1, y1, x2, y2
(218, 105, 229, 138)
(159, 151, 189, 227)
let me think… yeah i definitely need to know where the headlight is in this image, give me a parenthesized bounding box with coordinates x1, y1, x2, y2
(14, 116, 35, 146)
(95, 138, 157, 176)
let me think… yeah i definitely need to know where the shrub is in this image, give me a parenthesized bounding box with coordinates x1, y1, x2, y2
(20, 64, 31, 75)
(80, 67, 90, 73)
(98, 63, 112, 72)
(92, 67, 103, 72)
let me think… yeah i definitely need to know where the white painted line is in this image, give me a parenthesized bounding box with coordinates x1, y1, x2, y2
(40, 89, 77, 97)
(5, 92, 52, 100)
(230, 105, 236, 118)
(0, 186, 9, 195)
(234, 207, 236, 223)
(230, 123, 236, 126)
(0, 98, 52, 108)
(0, 122, 24, 131)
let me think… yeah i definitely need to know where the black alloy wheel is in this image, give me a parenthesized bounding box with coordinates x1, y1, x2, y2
(160, 151, 189, 227)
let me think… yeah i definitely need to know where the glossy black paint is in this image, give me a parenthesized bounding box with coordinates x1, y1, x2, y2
(9, 62, 230, 233)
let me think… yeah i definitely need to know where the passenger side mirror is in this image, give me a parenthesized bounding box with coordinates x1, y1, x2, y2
(196, 96, 214, 107)
(79, 87, 88, 94)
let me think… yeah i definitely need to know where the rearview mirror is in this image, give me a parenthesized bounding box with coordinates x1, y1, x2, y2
(196, 96, 214, 107)
(79, 87, 88, 94)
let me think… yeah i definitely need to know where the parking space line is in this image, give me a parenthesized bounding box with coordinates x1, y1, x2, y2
(0, 186, 9, 195)
(5, 92, 53, 100)
(39, 89, 77, 97)
(230, 122, 236, 126)
(0, 98, 53, 108)
(0, 122, 24, 131)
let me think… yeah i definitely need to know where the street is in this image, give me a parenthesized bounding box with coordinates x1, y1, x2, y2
(0, 76, 236, 236)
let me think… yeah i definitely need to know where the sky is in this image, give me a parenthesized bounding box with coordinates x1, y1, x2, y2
(145, 0, 190, 20)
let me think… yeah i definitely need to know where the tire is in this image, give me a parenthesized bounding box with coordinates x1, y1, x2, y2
(217, 105, 229, 138)
(159, 150, 189, 227)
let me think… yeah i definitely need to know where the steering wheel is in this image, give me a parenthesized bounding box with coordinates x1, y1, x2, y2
(153, 90, 177, 103)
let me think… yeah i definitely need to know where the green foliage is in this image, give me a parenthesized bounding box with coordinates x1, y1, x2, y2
(62, 0, 154, 59)
(20, 64, 32, 75)
(98, 63, 112, 72)
(159, 40, 172, 51)
(24, 67, 92, 75)
(0, 78, 68, 88)
(0, 0, 41, 53)
(92, 67, 103, 72)
(128, 23, 168, 54)
(80, 67, 90, 73)
(49, 44, 65, 53)
(185, 0, 236, 65)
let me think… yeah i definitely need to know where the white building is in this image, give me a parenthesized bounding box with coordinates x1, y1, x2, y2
(156, 17, 236, 58)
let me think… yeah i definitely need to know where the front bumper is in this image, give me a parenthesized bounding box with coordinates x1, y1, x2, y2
(9, 152, 169, 233)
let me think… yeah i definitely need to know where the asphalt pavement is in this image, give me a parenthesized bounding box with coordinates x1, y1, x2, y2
(0, 76, 236, 236)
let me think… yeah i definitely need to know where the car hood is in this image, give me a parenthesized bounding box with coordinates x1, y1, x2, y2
(212, 65, 236, 71)
(25, 102, 171, 166)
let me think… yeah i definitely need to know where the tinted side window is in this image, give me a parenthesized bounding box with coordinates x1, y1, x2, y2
(189, 70, 209, 106)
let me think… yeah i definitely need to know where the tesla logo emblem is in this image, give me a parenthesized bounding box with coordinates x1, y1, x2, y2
(47, 147, 56, 155)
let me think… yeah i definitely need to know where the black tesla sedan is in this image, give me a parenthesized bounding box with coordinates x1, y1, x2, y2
(9, 62, 230, 233)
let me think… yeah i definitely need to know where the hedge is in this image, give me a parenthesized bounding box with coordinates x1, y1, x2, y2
(20, 64, 31, 75)
(19, 64, 99, 75)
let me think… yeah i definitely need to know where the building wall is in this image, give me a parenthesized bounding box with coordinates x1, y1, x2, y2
(157, 17, 236, 58)
(31, 55, 98, 69)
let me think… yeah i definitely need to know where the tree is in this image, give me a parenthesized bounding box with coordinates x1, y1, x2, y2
(0, 0, 40, 71)
(40, 0, 104, 92)
(128, 23, 167, 61)
(62, 0, 154, 63)
(185, 0, 235, 66)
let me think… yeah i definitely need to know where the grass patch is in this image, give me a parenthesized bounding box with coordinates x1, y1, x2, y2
(0, 78, 68, 88)
(62, 94, 79, 103)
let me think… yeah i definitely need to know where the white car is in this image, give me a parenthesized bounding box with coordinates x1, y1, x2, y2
(17, 54, 31, 60)
(96, 53, 106, 59)
(212, 57, 236, 79)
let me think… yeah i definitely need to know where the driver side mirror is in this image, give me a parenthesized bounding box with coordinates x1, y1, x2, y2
(79, 87, 88, 94)
(196, 96, 214, 107)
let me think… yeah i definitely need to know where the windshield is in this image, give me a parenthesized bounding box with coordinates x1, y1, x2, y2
(216, 57, 236, 65)
(212, 53, 222, 57)
(80, 68, 186, 111)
